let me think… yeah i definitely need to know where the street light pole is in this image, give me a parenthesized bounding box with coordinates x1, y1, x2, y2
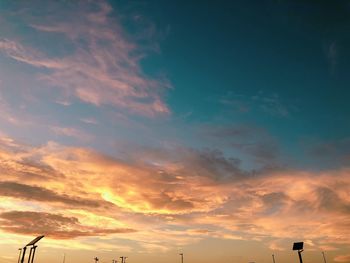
(298, 250, 303, 263)
(179, 253, 183, 263)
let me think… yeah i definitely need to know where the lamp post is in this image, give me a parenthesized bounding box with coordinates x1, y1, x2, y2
(179, 253, 183, 263)
(293, 242, 304, 263)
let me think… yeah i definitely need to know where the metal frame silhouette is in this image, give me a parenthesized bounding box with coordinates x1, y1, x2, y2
(18, 235, 44, 263)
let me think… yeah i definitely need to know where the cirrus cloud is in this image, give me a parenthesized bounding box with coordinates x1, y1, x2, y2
(0, 1, 170, 117)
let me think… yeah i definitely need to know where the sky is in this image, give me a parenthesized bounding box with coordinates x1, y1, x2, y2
(0, 1, 350, 263)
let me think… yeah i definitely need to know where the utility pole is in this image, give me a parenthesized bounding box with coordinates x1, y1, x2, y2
(179, 253, 183, 263)
(322, 252, 327, 263)
(17, 249, 22, 263)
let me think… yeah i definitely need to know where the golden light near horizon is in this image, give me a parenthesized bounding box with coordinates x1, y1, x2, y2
(1, 1, 350, 263)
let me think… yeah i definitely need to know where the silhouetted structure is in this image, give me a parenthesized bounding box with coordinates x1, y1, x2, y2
(272, 254, 276, 263)
(94, 257, 99, 263)
(18, 235, 44, 263)
(17, 249, 22, 263)
(322, 252, 327, 263)
(293, 242, 304, 263)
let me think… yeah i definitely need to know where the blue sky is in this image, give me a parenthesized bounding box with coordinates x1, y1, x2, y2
(0, 1, 350, 263)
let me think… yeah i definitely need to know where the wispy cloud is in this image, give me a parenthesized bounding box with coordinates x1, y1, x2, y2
(221, 91, 291, 117)
(334, 254, 350, 263)
(80, 118, 98, 125)
(200, 124, 281, 167)
(0, 1, 170, 117)
(327, 41, 338, 74)
(50, 126, 93, 141)
(0, 211, 135, 239)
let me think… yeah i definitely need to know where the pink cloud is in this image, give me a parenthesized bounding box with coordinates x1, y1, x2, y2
(50, 126, 93, 141)
(0, 1, 170, 117)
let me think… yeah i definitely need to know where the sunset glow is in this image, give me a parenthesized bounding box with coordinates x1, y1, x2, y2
(1, 1, 350, 263)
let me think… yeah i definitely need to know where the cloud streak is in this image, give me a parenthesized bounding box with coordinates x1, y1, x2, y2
(0, 1, 170, 117)
(0, 211, 135, 239)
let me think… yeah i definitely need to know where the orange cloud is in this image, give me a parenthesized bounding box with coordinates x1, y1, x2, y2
(0, 136, 350, 252)
(334, 254, 350, 263)
(0, 211, 135, 239)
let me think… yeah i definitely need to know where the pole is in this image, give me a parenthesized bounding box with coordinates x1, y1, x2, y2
(63, 253, 66, 263)
(179, 253, 183, 263)
(18, 249, 22, 263)
(27, 247, 33, 263)
(298, 250, 303, 263)
(30, 246, 37, 263)
(272, 254, 276, 263)
(20, 247, 27, 263)
(322, 252, 327, 263)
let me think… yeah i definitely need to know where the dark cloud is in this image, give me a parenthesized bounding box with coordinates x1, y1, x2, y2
(126, 145, 244, 182)
(0, 181, 101, 208)
(308, 137, 350, 167)
(260, 192, 289, 215)
(0, 211, 136, 239)
(317, 187, 350, 214)
(179, 148, 243, 181)
(200, 124, 281, 166)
